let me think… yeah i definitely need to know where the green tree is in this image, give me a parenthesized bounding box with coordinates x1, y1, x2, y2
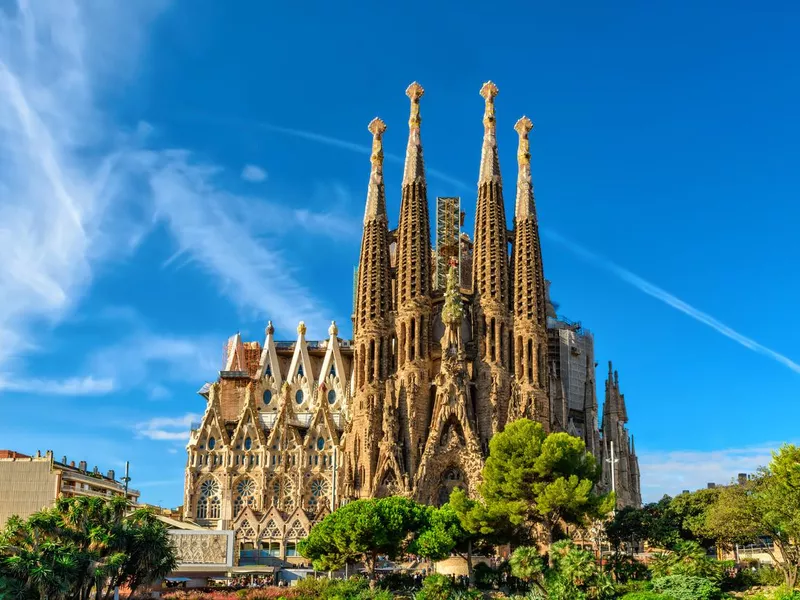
(706, 445, 800, 588)
(480, 419, 613, 549)
(669, 488, 720, 548)
(300, 496, 426, 583)
(605, 496, 684, 551)
(0, 496, 176, 600)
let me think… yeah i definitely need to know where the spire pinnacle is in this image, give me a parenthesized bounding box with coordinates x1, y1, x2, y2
(514, 116, 535, 218)
(364, 117, 388, 223)
(402, 82, 425, 185)
(478, 81, 501, 184)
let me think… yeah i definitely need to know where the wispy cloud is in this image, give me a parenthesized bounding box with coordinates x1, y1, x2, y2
(638, 443, 786, 502)
(0, 375, 114, 396)
(216, 120, 472, 192)
(0, 0, 343, 380)
(241, 164, 267, 182)
(135, 413, 201, 441)
(545, 230, 800, 375)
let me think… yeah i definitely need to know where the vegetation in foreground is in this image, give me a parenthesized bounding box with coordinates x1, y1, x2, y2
(0, 495, 177, 600)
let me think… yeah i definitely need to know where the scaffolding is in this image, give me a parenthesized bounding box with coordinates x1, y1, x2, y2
(435, 197, 462, 291)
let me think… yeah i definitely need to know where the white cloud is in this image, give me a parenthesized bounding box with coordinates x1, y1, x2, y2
(545, 230, 800, 375)
(0, 0, 346, 381)
(637, 443, 789, 502)
(0, 375, 114, 396)
(135, 412, 201, 441)
(241, 164, 267, 182)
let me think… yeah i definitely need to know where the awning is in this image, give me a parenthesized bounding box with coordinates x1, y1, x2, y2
(165, 577, 191, 582)
(229, 566, 278, 574)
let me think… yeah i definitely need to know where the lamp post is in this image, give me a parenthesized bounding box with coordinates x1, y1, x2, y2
(606, 442, 618, 515)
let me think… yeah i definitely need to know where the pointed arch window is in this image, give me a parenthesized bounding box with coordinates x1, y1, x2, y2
(308, 478, 329, 514)
(327, 389, 336, 404)
(208, 437, 216, 450)
(263, 390, 272, 405)
(298, 364, 304, 377)
(265, 364, 272, 377)
(295, 390, 304, 404)
(244, 437, 252, 450)
(329, 364, 336, 377)
(234, 478, 256, 515)
(317, 437, 325, 451)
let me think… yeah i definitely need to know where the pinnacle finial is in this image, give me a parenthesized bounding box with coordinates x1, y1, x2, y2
(266, 321, 274, 336)
(515, 116, 534, 165)
(328, 320, 338, 337)
(297, 321, 307, 336)
(364, 118, 388, 222)
(406, 82, 424, 128)
(480, 81, 499, 129)
(368, 118, 386, 167)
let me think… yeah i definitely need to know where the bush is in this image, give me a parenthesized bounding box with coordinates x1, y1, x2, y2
(416, 574, 455, 600)
(613, 580, 652, 595)
(605, 553, 649, 583)
(473, 562, 504, 590)
(619, 593, 671, 600)
(649, 541, 723, 583)
(650, 574, 723, 600)
(755, 566, 786, 587)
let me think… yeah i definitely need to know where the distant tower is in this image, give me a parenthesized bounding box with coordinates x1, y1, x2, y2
(348, 117, 393, 497)
(472, 82, 512, 445)
(394, 82, 434, 480)
(510, 116, 550, 430)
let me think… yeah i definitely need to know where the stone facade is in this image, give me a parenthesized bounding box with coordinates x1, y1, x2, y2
(182, 82, 641, 562)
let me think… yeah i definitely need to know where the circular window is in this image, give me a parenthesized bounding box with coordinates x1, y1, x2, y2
(327, 389, 336, 404)
(263, 390, 272, 405)
(208, 437, 216, 450)
(244, 437, 252, 450)
(317, 437, 325, 451)
(295, 390, 303, 404)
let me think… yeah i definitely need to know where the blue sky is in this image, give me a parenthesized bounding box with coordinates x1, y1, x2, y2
(1, 0, 798, 507)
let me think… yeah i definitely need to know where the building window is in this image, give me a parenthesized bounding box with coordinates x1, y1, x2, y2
(317, 437, 325, 451)
(298, 364, 304, 377)
(263, 390, 272, 405)
(244, 437, 252, 450)
(197, 478, 221, 519)
(295, 390, 303, 404)
(327, 389, 336, 404)
(208, 437, 216, 450)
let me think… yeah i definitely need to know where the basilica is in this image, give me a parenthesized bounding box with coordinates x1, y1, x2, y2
(182, 82, 641, 561)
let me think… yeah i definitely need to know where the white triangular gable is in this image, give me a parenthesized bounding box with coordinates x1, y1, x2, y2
(256, 322, 283, 386)
(224, 333, 245, 371)
(287, 322, 315, 383)
(317, 321, 348, 385)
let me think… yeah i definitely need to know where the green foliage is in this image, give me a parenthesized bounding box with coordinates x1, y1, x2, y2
(650, 575, 723, 600)
(480, 419, 611, 544)
(618, 593, 670, 600)
(755, 566, 788, 587)
(605, 496, 682, 551)
(604, 553, 649, 583)
(0, 496, 177, 600)
(706, 445, 800, 588)
(648, 541, 723, 582)
(293, 576, 392, 600)
(300, 497, 426, 577)
(509, 546, 545, 583)
(669, 487, 721, 548)
(411, 503, 470, 561)
(415, 574, 455, 600)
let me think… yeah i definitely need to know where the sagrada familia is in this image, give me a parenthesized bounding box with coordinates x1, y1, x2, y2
(182, 82, 641, 558)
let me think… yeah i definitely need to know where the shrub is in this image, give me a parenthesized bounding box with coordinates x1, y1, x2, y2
(650, 574, 723, 600)
(755, 566, 787, 587)
(614, 580, 651, 595)
(473, 562, 504, 590)
(619, 593, 671, 600)
(649, 541, 723, 582)
(416, 574, 455, 600)
(604, 553, 649, 583)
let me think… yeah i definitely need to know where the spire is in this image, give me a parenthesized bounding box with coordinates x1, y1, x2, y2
(354, 118, 392, 335)
(396, 81, 432, 311)
(402, 82, 425, 185)
(514, 116, 536, 218)
(473, 81, 510, 308)
(479, 81, 501, 184)
(364, 118, 388, 223)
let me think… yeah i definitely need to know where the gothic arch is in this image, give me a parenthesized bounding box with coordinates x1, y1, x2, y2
(195, 476, 222, 520)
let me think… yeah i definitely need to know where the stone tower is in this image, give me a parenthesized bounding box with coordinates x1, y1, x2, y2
(348, 117, 394, 498)
(393, 82, 434, 484)
(510, 116, 550, 430)
(599, 361, 642, 508)
(471, 82, 513, 449)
